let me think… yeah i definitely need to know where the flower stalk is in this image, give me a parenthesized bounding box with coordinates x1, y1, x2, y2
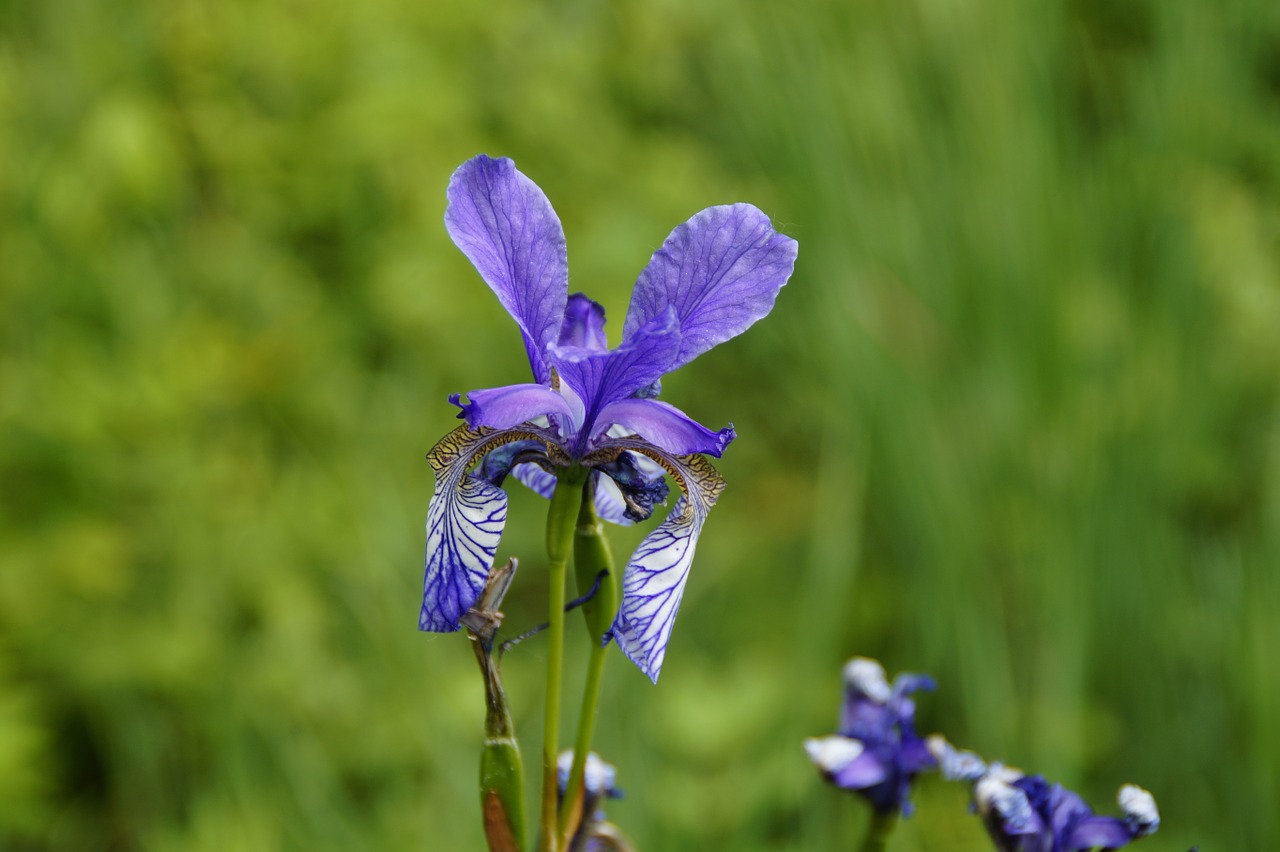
(558, 478, 618, 844)
(541, 467, 589, 852)
(858, 811, 895, 852)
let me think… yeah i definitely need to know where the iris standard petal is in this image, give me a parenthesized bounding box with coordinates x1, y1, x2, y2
(445, 155, 568, 384)
(594, 398, 735, 457)
(452, 383, 576, 431)
(592, 440, 726, 682)
(623, 203, 797, 371)
(559, 293, 609, 351)
(549, 310, 682, 446)
(420, 424, 554, 632)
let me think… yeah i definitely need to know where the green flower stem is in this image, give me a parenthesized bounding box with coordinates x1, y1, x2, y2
(557, 640, 608, 845)
(858, 811, 896, 852)
(557, 482, 617, 844)
(540, 466, 588, 852)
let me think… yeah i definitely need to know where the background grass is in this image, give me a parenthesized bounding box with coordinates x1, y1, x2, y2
(2, 0, 1278, 849)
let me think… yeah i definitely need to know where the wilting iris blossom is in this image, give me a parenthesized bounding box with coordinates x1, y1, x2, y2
(804, 657, 938, 815)
(931, 738, 1160, 852)
(419, 155, 797, 681)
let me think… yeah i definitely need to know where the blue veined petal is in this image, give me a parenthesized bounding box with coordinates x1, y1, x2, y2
(592, 439, 726, 682)
(623, 203, 797, 371)
(512, 458, 558, 498)
(420, 424, 557, 632)
(445, 155, 568, 384)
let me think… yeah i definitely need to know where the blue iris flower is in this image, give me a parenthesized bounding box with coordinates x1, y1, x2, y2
(419, 155, 797, 682)
(805, 657, 938, 816)
(932, 738, 1160, 852)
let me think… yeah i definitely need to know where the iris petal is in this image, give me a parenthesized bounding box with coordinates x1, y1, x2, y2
(445, 155, 568, 384)
(595, 397, 734, 457)
(595, 452, 670, 522)
(512, 459, 558, 498)
(550, 310, 681, 443)
(452, 383, 575, 431)
(420, 424, 555, 632)
(558, 293, 609, 351)
(1063, 817, 1138, 850)
(831, 750, 891, 791)
(592, 439, 726, 682)
(624, 203, 797, 371)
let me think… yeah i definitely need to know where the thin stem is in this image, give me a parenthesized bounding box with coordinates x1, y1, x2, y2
(539, 467, 588, 852)
(557, 641, 608, 844)
(557, 479, 618, 846)
(858, 811, 896, 852)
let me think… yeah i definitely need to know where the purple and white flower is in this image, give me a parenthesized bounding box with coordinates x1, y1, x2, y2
(931, 738, 1160, 852)
(420, 155, 797, 682)
(805, 657, 938, 815)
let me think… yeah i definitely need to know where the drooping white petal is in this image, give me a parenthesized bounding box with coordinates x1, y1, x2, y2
(420, 424, 555, 632)
(593, 439, 726, 682)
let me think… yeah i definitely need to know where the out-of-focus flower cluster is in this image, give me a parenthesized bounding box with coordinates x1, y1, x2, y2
(806, 657, 1160, 851)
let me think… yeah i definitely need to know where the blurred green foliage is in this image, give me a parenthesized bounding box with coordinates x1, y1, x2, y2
(2, 0, 1278, 849)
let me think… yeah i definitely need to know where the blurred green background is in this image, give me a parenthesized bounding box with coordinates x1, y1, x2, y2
(2, 0, 1278, 849)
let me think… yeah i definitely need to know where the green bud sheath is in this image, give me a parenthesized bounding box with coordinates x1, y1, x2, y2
(573, 477, 619, 642)
(473, 638, 526, 852)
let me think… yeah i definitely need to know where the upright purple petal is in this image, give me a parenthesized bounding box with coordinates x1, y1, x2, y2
(594, 398, 735, 457)
(559, 293, 609, 350)
(623, 203, 797, 370)
(420, 424, 555, 631)
(594, 439, 726, 682)
(550, 311, 682, 448)
(445, 155, 568, 383)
